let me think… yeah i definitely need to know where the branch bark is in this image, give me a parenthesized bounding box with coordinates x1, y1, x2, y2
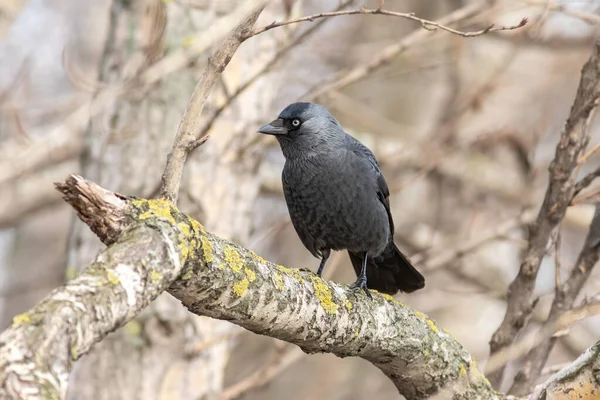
(487, 37, 600, 387)
(0, 176, 501, 400)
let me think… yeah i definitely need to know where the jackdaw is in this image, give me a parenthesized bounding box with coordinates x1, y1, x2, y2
(258, 102, 424, 297)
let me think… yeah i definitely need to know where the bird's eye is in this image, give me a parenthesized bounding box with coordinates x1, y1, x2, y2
(291, 118, 301, 127)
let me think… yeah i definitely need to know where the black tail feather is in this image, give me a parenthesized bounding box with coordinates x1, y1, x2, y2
(348, 243, 424, 295)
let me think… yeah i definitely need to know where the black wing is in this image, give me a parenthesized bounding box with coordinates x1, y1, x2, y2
(344, 134, 395, 235)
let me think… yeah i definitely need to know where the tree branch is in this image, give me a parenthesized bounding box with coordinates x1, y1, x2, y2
(246, 6, 526, 39)
(509, 204, 600, 394)
(487, 37, 600, 387)
(0, 175, 501, 400)
(160, 1, 266, 202)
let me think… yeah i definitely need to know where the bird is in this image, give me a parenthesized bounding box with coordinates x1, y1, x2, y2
(257, 102, 425, 297)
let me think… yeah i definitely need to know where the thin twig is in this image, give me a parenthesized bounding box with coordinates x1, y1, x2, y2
(160, 1, 266, 202)
(219, 346, 304, 400)
(415, 209, 537, 271)
(485, 294, 600, 375)
(246, 7, 527, 40)
(301, 1, 490, 101)
(197, 0, 354, 140)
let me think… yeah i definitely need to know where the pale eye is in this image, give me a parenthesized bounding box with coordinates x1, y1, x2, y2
(291, 118, 301, 127)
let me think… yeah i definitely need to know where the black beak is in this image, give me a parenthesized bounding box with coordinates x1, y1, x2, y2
(258, 118, 287, 135)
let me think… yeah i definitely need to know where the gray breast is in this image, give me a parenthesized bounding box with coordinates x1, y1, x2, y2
(282, 152, 390, 257)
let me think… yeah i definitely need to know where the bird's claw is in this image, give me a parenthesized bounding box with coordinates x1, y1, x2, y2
(349, 278, 372, 299)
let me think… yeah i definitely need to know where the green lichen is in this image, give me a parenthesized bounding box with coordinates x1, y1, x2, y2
(309, 275, 338, 314)
(233, 278, 249, 296)
(273, 273, 285, 291)
(224, 245, 243, 272)
(12, 312, 30, 325)
(244, 267, 256, 282)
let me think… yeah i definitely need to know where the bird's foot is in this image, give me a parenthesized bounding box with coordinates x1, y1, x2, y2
(349, 278, 372, 299)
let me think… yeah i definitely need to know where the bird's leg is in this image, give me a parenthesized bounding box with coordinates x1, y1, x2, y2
(349, 252, 372, 299)
(316, 249, 331, 277)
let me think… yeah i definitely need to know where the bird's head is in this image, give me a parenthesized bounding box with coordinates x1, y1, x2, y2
(258, 102, 343, 158)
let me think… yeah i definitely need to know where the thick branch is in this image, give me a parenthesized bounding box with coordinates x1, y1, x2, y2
(533, 341, 600, 400)
(487, 37, 600, 387)
(0, 217, 190, 398)
(1, 175, 501, 400)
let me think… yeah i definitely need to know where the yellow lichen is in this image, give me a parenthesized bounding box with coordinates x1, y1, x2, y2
(107, 270, 120, 285)
(244, 267, 256, 282)
(233, 278, 249, 296)
(178, 238, 190, 261)
(276, 264, 292, 275)
(424, 349, 429, 357)
(443, 328, 458, 341)
(124, 320, 142, 336)
(65, 266, 78, 281)
(188, 217, 205, 234)
(224, 245, 243, 273)
(468, 359, 490, 384)
(426, 318, 439, 334)
(292, 269, 304, 281)
(459, 364, 467, 377)
(136, 198, 176, 225)
(250, 250, 268, 265)
(71, 345, 78, 360)
(345, 300, 353, 310)
(201, 236, 214, 264)
(354, 329, 359, 337)
(381, 293, 398, 303)
(182, 36, 195, 47)
(273, 273, 285, 291)
(309, 275, 338, 314)
(12, 312, 30, 325)
(414, 310, 426, 321)
(150, 270, 161, 283)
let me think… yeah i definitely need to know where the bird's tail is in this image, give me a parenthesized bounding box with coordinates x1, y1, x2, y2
(348, 243, 425, 295)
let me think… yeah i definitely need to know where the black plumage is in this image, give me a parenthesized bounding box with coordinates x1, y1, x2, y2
(258, 102, 424, 297)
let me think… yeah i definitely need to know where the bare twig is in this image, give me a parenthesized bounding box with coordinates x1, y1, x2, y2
(247, 7, 527, 39)
(521, 0, 600, 25)
(160, 2, 266, 202)
(509, 204, 600, 395)
(415, 209, 537, 271)
(487, 38, 600, 387)
(219, 346, 304, 400)
(486, 295, 600, 375)
(573, 166, 600, 196)
(303, 1, 497, 100)
(198, 0, 354, 139)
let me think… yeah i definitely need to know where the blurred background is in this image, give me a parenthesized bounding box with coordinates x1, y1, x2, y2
(1, 0, 600, 398)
